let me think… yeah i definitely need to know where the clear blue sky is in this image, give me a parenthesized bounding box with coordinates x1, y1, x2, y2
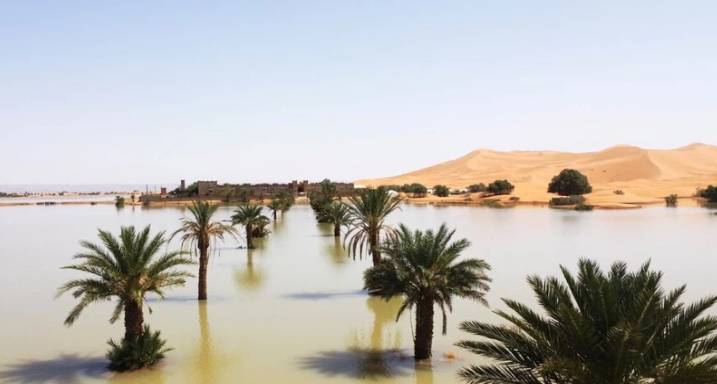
(1, 1, 715, 184)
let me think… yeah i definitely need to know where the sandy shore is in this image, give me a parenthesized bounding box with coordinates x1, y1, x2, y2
(358, 144, 717, 209)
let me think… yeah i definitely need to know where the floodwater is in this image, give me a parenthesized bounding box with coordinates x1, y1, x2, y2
(1, 204, 716, 383)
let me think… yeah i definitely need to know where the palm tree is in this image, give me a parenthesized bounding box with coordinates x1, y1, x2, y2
(345, 187, 402, 266)
(58, 226, 193, 343)
(172, 201, 238, 300)
(321, 201, 351, 237)
(364, 224, 491, 360)
(267, 199, 282, 221)
(232, 204, 269, 249)
(457, 259, 717, 384)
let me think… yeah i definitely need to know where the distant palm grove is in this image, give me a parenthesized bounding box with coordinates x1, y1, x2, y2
(58, 179, 717, 381)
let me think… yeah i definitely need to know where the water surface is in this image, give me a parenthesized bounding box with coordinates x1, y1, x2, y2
(1, 204, 715, 383)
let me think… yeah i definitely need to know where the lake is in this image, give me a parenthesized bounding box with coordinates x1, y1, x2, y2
(0, 203, 715, 383)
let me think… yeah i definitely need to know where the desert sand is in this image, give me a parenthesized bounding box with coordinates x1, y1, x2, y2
(357, 144, 717, 208)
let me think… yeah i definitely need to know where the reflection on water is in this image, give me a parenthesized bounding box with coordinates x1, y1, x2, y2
(326, 237, 348, 266)
(193, 302, 214, 384)
(234, 250, 265, 291)
(365, 297, 403, 351)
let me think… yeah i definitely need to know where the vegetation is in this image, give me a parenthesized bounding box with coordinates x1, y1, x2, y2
(321, 201, 351, 237)
(364, 224, 491, 360)
(486, 180, 514, 195)
(267, 199, 283, 221)
(232, 204, 270, 249)
(699, 185, 717, 202)
(479, 199, 503, 208)
(548, 168, 593, 196)
(172, 201, 238, 300)
(433, 185, 450, 197)
(403, 183, 428, 197)
(613, 189, 625, 195)
(106, 326, 170, 371)
(665, 194, 679, 207)
(549, 195, 586, 206)
(275, 190, 295, 214)
(345, 187, 402, 266)
(309, 179, 338, 222)
(458, 259, 717, 383)
(114, 196, 125, 208)
(467, 183, 487, 193)
(574, 202, 594, 211)
(58, 226, 193, 371)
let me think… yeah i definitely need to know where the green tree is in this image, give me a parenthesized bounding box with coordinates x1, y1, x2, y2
(433, 185, 450, 197)
(700, 185, 717, 202)
(115, 196, 125, 208)
(548, 168, 593, 196)
(232, 204, 270, 249)
(266, 199, 282, 221)
(486, 180, 515, 195)
(58, 226, 193, 370)
(344, 187, 402, 266)
(321, 201, 351, 237)
(172, 201, 238, 300)
(364, 224, 491, 360)
(404, 183, 428, 197)
(457, 259, 717, 383)
(309, 179, 338, 221)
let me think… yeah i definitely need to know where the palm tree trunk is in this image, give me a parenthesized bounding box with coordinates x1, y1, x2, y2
(246, 225, 254, 249)
(370, 229, 381, 266)
(273, 210, 277, 221)
(123, 300, 144, 342)
(414, 297, 434, 360)
(334, 223, 341, 237)
(198, 243, 209, 300)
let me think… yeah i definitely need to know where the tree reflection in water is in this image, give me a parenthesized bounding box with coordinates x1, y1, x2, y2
(234, 250, 265, 291)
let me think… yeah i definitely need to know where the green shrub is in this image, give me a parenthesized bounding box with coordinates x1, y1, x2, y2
(433, 185, 450, 197)
(402, 183, 427, 197)
(665, 194, 678, 207)
(106, 326, 171, 372)
(549, 195, 586, 206)
(467, 183, 487, 193)
(486, 180, 514, 195)
(479, 199, 502, 208)
(114, 196, 125, 208)
(548, 169, 593, 196)
(700, 185, 717, 202)
(574, 203, 594, 211)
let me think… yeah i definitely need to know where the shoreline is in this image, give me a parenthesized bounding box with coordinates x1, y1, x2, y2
(0, 195, 711, 210)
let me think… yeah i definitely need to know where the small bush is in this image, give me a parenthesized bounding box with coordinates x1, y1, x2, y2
(613, 189, 624, 195)
(665, 194, 678, 207)
(548, 169, 592, 196)
(467, 183, 487, 193)
(508, 196, 520, 202)
(115, 196, 125, 208)
(574, 203, 594, 211)
(479, 199, 503, 208)
(549, 195, 586, 206)
(700, 185, 717, 202)
(106, 326, 171, 372)
(433, 185, 450, 197)
(486, 180, 515, 195)
(402, 183, 427, 197)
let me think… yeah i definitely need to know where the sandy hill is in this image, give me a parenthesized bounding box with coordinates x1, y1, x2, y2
(357, 144, 717, 206)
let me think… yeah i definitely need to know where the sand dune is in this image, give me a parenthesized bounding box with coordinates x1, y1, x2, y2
(357, 144, 717, 207)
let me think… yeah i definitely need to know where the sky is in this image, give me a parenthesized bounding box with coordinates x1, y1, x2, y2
(1, 1, 716, 185)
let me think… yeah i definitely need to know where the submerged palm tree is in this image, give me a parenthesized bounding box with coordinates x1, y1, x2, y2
(57, 226, 193, 369)
(321, 201, 351, 237)
(172, 201, 238, 300)
(364, 224, 491, 360)
(457, 259, 717, 384)
(345, 188, 402, 266)
(267, 199, 282, 221)
(232, 204, 269, 249)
